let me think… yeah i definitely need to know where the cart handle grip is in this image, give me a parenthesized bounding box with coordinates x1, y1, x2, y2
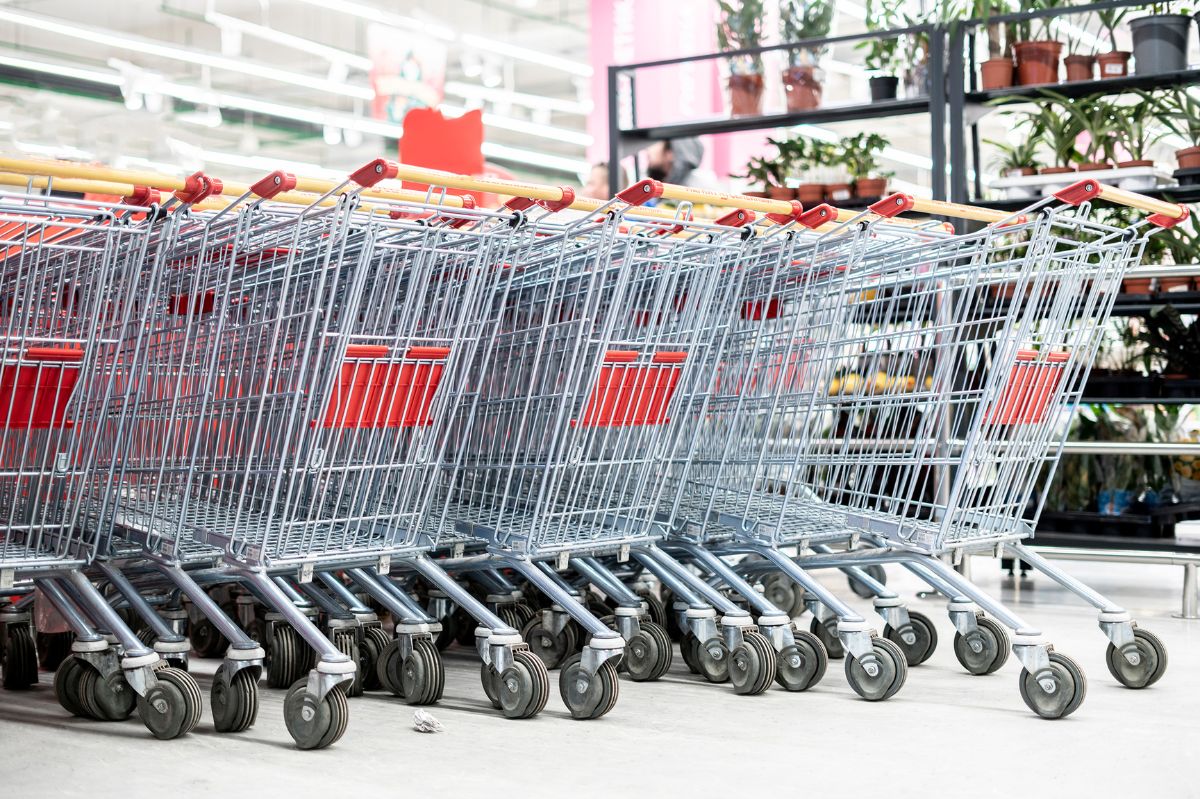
(871, 193, 1022, 224)
(1053, 180, 1189, 228)
(616, 178, 805, 220)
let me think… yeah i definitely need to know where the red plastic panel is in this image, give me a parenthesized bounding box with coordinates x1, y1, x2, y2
(320, 346, 451, 428)
(987, 349, 1070, 425)
(741, 297, 784, 320)
(573, 350, 687, 427)
(0, 347, 85, 429)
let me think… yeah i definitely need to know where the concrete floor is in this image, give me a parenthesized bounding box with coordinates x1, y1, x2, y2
(1, 558, 1196, 798)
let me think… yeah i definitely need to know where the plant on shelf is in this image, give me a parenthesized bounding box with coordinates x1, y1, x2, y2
(1011, 0, 1068, 86)
(1130, 1, 1193, 76)
(986, 132, 1042, 177)
(1045, 91, 1117, 170)
(1062, 25, 1096, 83)
(779, 0, 834, 112)
(857, 0, 905, 101)
(733, 154, 788, 198)
(838, 132, 893, 198)
(1110, 96, 1166, 176)
(1095, 6, 1132, 78)
(772, 135, 837, 203)
(1153, 88, 1200, 172)
(717, 0, 766, 117)
(1139, 304, 1200, 380)
(1025, 95, 1083, 174)
(973, 0, 1016, 90)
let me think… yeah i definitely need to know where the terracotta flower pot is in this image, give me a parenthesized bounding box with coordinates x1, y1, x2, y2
(1078, 161, 1113, 171)
(768, 186, 796, 201)
(853, 177, 888, 198)
(1007, 167, 1037, 177)
(795, 184, 825, 204)
(1117, 159, 1155, 168)
(727, 73, 764, 117)
(1013, 41, 1063, 85)
(1097, 51, 1131, 78)
(1123, 277, 1153, 294)
(782, 66, 822, 112)
(1063, 54, 1095, 82)
(980, 57, 1014, 90)
(1158, 276, 1193, 292)
(1176, 146, 1200, 170)
(825, 183, 853, 202)
(1039, 166, 1076, 175)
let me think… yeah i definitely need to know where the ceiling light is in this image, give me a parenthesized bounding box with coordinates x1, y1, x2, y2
(460, 34, 592, 78)
(443, 81, 592, 115)
(290, 0, 455, 41)
(206, 10, 374, 71)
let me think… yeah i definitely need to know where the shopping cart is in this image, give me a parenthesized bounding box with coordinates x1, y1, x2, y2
(0, 177, 216, 739)
(657, 179, 1184, 716)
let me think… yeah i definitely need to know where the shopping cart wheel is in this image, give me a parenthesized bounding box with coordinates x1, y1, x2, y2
(397, 638, 444, 706)
(520, 615, 578, 670)
(847, 566, 887, 600)
(496, 649, 550, 719)
(660, 589, 683, 642)
(884, 610, 939, 667)
(1105, 627, 1167, 689)
(138, 667, 202, 739)
(2, 624, 38, 689)
(189, 617, 228, 660)
(481, 662, 502, 709)
(845, 637, 907, 701)
(762, 573, 803, 619)
(38, 631, 74, 672)
(624, 622, 672, 682)
(774, 629, 828, 692)
(360, 627, 391, 692)
(283, 679, 349, 750)
(79, 666, 136, 721)
(266, 624, 305, 689)
(695, 637, 731, 684)
(559, 654, 619, 720)
(1019, 652, 1087, 720)
(809, 616, 844, 660)
(679, 633, 702, 675)
(211, 664, 259, 733)
(54, 656, 90, 718)
(333, 631, 365, 698)
(953, 616, 1009, 675)
(636, 591, 667, 629)
(729, 632, 776, 696)
(511, 602, 537, 629)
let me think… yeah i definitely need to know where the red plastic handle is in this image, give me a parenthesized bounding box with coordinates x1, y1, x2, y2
(250, 171, 298, 199)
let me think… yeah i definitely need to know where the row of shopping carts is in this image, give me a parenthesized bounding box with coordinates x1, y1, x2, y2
(0, 155, 1181, 748)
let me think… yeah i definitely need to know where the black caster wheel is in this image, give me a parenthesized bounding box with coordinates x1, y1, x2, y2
(637, 591, 667, 630)
(729, 631, 776, 696)
(78, 665, 136, 721)
(847, 565, 887, 599)
(37, 631, 73, 672)
(1106, 627, 1167, 689)
(481, 661, 502, 709)
(495, 648, 550, 719)
(660, 589, 683, 642)
(761, 573, 803, 619)
(809, 616, 844, 659)
(211, 663, 259, 733)
(511, 601, 537, 629)
(333, 631, 365, 698)
(775, 628, 828, 691)
(953, 616, 1009, 675)
(189, 616, 228, 660)
(845, 636, 907, 701)
(559, 653, 619, 720)
(1020, 651, 1087, 719)
(884, 610, 939, 667)
(283, 679, 349, 750)
(520, 615, 578, 669)
(54, 656, 90, 717)
(393, 638, 444, 706)
(434, 611, 460, 651)
(265, 624, 306, 689)
(2, 623, 38, 689)
(695, 637, 731, 684)
(496, 604, 522, 632)
(360, 626, 391, 692)
(137, 666, 203, 739)
(624, 621, 672, 682)
(679, 633, 701, 675)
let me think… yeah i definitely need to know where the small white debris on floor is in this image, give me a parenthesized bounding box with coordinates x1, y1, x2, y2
(412, 708, 443, 733)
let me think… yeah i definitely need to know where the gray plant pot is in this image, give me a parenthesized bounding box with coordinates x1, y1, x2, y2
(1130, 14, 1192, 75)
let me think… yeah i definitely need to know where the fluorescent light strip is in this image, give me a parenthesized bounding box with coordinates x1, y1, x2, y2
(459, 34, 592, 78)
(443, 80, 592, 116)
(205, 11, 374, 71)
(0, 7, 374, 101)
(290, 0, 455, 41)
(481, 142, 588, 175)
(439, 103, 592, 146)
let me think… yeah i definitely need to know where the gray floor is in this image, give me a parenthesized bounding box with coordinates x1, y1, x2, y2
(1, 558, 1196, 798)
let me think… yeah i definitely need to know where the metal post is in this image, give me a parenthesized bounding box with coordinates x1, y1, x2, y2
(344, 568, 434, 624)
(946, 21, 967, 206)
(93, 561, 185, 644)
(607, 65, 622, 197)
(63, 569, 155, 657)
(1181, 563, 1199, 620)
(929, 24, 947, 202)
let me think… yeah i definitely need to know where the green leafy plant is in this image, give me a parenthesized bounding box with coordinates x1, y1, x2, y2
(1111, 95, 1167, 162)
(1013, 0, 1070, 42)
(857, 0, 905, 73)
(1043, 91, 1118, 164)
(1141, 304, 1200, 377)
(969, 0, 1014, 59)
(987, 133, 1043, 174)
(1155, 88, 1200, 147)
(1013, 95, 1083, 167)
(732, 155, 784, 191)
(779, 0, 834, 67)
(1097, 6, 1129, 51)
(837, 132, 893, 181)
(717, 0, 766, 74)
(769, 134, 838, 180)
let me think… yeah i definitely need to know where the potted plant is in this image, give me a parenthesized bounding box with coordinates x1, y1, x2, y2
(1096, 6, 1132, 78)
(1028, 96, 1083, 183)
(1063, 40, 1096, 82)
(1162, 218, 1200, 290)
(780, 0, 834, 112)
(1048, 91, 1116, 170)
(975, 0, 1016, 90)
(987, 119, 1043, 198)
(717, 0, 766, 117)
(1141, 305, 1200, 389)
(840, 132, 892, 199)
(1131, 2, 1194, 75)
(1012, 0, 1067, 86)
(733, 155, 788, 198)
(858, 0, 905, 100)
(779, 135, 836, 203)
(1155, 88, 1200, 171)
(1111, 96, 1166, 188)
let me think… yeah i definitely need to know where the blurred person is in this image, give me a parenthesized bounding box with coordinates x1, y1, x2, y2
(644, 137, 722, 190)
(582, 161, 628, 199)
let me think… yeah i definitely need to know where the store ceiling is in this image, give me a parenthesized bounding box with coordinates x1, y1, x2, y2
(0, 0, 592, 182)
